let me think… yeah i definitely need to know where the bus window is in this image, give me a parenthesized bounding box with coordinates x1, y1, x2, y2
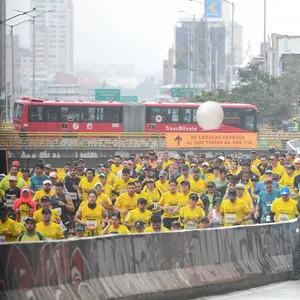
(61, 107, 80, 122)
(244, 112, 255, 131)
(13, 103, 24, 120)
(170, 108, 180, 123)
(183, 108, 192, 123)
(146, 107, 180, 123)
(44, 106, 59, 122)
(29, 106, 44, 122)
(103, 107, 122, 123)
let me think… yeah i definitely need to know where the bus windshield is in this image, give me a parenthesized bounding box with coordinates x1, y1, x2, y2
(13, 103, 24, 120)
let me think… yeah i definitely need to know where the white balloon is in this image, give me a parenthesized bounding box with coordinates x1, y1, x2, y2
(196, 101, 224, 131)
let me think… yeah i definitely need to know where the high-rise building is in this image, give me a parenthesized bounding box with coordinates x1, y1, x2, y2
(163, 48, 174, 86)
(30, 0, 74, 75)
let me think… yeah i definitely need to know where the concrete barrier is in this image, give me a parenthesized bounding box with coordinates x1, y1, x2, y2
(0, 221, 297, 300)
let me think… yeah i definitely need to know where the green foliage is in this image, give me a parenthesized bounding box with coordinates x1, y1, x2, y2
(192, 59, 300, 122)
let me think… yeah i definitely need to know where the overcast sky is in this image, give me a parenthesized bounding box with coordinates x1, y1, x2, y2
(6, 0, 300, 76)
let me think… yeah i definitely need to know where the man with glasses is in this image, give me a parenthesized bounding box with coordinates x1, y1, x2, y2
(176, 164, 192, 190)
(254, 178, 281, 223)
(189, 168, 207, 196)
(257, 155, 268, 176)
(269, 155, 285, 177)
(254, 170, 279, 195)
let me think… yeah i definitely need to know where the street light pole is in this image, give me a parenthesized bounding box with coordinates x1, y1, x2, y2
(263, 0, 267, 73)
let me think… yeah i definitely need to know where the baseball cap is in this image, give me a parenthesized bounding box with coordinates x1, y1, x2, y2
(43, 180, 52, 185)
(201, 162, 209, 167)
(146, 178, 155, 183)
(281, 186, 290, 195)
(143, 165, 151, 170)
(75, 224, 85, 231)
(180, 164, 189, 170)
(251, 175, 259, 181)
(12, 161, 20, 167)
(97, 163, 104, 168)
(77, 164, 84, 170)
(250, 151, 257, 154)
(286, 164, 296, 170)
(134, 220, 145, 228)
(94, 183, 103, 188)
(171, 221, 181, 228)
(265, 170, 272, 174)
(294, 158, 300, 164)
(24, 217, 36, 224)
(201, 217, 210, 223)
(99, 173, 107, 178)
(189, 193, 199, 200)
(8, 176, 17, 181)
(78, 159, 85, 163)
(22, 187, 30, 193)
(41, 196, 50, 202)
(45, 164, 52, 169)
(159, 170, 167, 177)
(49, 171, 57, 178)
(192, 167, 200, 173)
(21, 168, 29, 173)
(218, 156, 225, 161)
(0, 174, 6, 179)
(180, 180, 190, 185)
(207, 181, 216, 188)
(236, 183, 245, 189)
(42, 208, 52, 214)
(137, 198, 147, 204)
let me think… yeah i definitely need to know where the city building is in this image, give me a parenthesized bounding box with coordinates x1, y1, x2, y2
(268, 33, 300, 76)
(163, 48, 174, 86)
(30, 0, 74, 75)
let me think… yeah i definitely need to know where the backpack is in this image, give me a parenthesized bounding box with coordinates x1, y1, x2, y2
(18, 232, 44, 241)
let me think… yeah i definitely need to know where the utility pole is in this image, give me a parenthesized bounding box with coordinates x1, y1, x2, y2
(263, 0, 267, 73)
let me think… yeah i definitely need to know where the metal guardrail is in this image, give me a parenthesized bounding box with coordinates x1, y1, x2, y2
(0, 131, 298, 150)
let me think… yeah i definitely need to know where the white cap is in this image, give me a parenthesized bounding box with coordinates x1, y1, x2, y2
(218, 156, 225, 161)
(43, 180, 52, 185)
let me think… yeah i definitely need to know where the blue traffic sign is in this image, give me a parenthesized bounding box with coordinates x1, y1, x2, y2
(205, 0, 222, 19)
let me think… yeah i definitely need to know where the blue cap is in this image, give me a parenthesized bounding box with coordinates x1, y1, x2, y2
(75, 224, 85, 231)
(281, 186, 290, 196)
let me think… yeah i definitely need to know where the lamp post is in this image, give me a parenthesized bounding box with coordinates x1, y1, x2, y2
(4, 20, 32, 121)
(14, 9, 55, 98)
(0, 7, 36, 122)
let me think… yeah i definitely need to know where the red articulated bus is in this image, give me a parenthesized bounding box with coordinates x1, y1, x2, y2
(13, 98, 259, 133)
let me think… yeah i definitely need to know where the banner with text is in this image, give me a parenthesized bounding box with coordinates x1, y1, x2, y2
(166, 133, 258, 149)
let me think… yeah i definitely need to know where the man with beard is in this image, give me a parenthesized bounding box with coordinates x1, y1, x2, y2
(17, 217, 45, 242)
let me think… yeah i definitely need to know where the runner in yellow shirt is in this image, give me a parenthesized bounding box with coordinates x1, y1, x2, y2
(92, 183, 113, 211)
(102, 213, 131, 235)
(270, 187, 299, 222)
(33, 180, 55, 204)
(57, 162, 71, 182)
(144, 214, 170, 232)
(162, 152, 173, 169)
(75, 190, 106, 236)
(279, 165, 296, 191)
(78, 168, 99, 202)
(124, 198, 152, 233)
(17, 217, 45, 242)
(180, 193, 206, 230)
(111, 155, 123, 175)
(251, 151, 261, 167)
(36, 208, 64, 240)
(158, 180, 181, 229)
(113, 168, 134, 195)
(155, 170, 169, 193)
(33, 195, 61, 223)
(143, 179, 162, 215)
(189, 168, 207, 196)
(114, 182, 140, 222)
(220, 188, 250, 227)
(21, 168, 31, 187)
(0, 205, 22, 242)
(99, 173, 113, 198)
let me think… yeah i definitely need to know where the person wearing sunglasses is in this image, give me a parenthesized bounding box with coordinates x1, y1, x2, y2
(268, 155, 285, 178)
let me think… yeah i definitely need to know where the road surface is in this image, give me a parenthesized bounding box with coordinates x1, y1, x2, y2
(195, 281, 300, 300)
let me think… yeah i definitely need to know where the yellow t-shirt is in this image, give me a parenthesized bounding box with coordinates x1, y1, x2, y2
(81, 204, 103, 236)
(272, 164, 286, 177)
(114, 192, 140, 222)
(57, 171, 67, 182)
(189, 178, 207, 196)
(162, 160, 173, 169)
(36, 221, 64, 240)
(155, 179, 169, 193)
(178, 192, 203, 208)
(251, 166, 261, 177)
(78, 177, 99, 202)
(33, 208, 61, 223)
(24, 177, 31, 188)
(180, 205, 205, 229)
(135, 191, 153, 206)
(0, 218, 22, 242)
(270, 197, 299, 222)
(279, 174, 295, 190)
(106, 224, 131, 234)
(33, 189, 55, 203)
(143, 187, 161, 213)
(111, 164, 123, 175)
(106, 172, 116, 186)
(237, 192, 254, 211)
(205, 173, 216, 182)
(176, 174, 193, 189)
(158, 191, 180, 218)
(220, 199, 249, 227)
(252, 158, 261, 167)
(78, 174, 86, 180)
(102, 183, 113, 198)
(124, 208, 152, 233)
(113, 178, 134, 194)
(144, 226, 170, 233)
(18, 231, 45, 242)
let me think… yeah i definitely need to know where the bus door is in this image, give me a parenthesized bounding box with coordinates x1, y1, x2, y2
(44, 106, 60, 132)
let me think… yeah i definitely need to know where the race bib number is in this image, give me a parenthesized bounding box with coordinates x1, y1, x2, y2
(168, 205, 177, 214)
(6, 199, 14, 209)
(153, 202, 158, 210)
(68, 192, 77, 200)
(279, 214, 289, 222)
(55, 207, 62, 216)
(265, 215, 271, 222)
(226, 213, 236, 225)
(187, 221, 197, 230)
(46, 238, 52, 241)
(86, 220, 97, 230)
(0, 236, 5, 243)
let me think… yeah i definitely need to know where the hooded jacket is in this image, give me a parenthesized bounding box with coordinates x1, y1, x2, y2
(13, 187, 36, 222)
